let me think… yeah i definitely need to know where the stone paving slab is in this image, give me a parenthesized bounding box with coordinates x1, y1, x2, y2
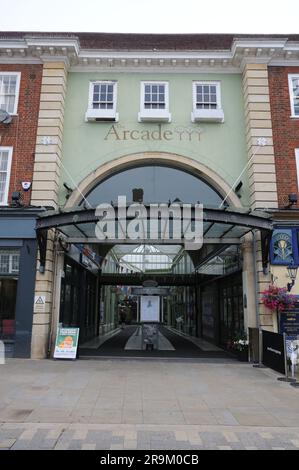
(0, 423, 299, 450)
(0, 359, 299, 449)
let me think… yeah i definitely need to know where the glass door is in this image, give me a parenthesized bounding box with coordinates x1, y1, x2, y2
(0, 278, 17, 340)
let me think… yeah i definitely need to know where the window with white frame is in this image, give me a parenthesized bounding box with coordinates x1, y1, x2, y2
(144, 83, 166, 109)
(138, 81, 171, 122)
(85, 81, 118, 121)
(0, 250, 20, 275)
(0, 73, 21, 115)
(0, 147, 13, 205)
(192, 81, 224, 123)
(288, 75, 299, 117)
(296, 149, 299, 190)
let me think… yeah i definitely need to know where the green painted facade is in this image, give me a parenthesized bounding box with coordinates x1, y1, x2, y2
(60, 72, 249, 206)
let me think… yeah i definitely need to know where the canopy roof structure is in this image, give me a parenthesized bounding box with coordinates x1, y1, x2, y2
(36, 205, 273, 273)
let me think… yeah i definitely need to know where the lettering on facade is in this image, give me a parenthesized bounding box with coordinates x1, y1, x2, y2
(104, 123, 201, 142)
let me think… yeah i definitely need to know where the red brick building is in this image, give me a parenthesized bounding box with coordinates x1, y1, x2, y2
(0, 64, 42, 206)
(0, 62, 43, 357)
(268, 66, 299, 209)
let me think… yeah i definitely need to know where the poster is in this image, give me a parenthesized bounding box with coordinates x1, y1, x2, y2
(280, 309, 299, 365)
(54, 327, 80, 359)
(140, 296, 160, 322)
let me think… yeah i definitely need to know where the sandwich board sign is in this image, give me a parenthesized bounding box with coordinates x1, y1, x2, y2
(54, 327, 80, 359)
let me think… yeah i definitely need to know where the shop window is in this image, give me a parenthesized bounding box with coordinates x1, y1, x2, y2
(0, 249, 19, 341)
(0, 72, 21, 115)
(288, 74, 299, 117)
(0, 251, 19, 274)
(85, 81, 118, 122)
(191, 81, 224, 123)
(138, 81, 171, 122)
(0, 147, 13, 205)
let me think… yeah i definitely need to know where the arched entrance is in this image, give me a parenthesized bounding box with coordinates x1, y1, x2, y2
(37, 152, 272, 358)
(65, 152, 242, 209)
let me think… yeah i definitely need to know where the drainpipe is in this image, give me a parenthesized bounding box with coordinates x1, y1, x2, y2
(252, 230, 261, 330)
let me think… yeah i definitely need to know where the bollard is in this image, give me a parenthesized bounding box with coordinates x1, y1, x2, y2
(253, 329, 266, 368)
(0, 340, 5, 365)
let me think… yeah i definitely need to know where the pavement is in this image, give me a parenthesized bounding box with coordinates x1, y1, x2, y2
(79, 325, 230, 358)
(0, 358, 299, 450)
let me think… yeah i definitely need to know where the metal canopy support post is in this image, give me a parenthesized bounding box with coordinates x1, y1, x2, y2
(253, 329, 266, 368)
(261, 229, 272, 272)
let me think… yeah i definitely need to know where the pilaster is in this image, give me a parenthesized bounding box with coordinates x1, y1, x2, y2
(242, 64, 278, 210)
(30, 62, 68, 358)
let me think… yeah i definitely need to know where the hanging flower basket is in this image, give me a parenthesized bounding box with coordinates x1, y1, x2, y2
(261, 285, 296, 312)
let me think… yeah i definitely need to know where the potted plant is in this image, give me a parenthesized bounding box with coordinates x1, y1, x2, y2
(231, 332, 249, 362)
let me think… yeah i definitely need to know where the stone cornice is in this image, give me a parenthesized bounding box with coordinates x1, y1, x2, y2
(0, 36, 299, 71)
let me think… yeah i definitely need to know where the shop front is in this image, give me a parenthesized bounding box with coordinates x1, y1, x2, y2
(59, 245, 99, 345)
(0, 208, 41, 357)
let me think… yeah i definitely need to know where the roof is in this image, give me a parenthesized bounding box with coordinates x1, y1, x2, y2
(1, 31, 299, 51)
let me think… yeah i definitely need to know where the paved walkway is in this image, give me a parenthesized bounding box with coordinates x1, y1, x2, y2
(79, 325, 230, 358)
(0, 358, 299, 449)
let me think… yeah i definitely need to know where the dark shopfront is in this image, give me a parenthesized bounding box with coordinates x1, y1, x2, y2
(59, 251, 98, 344)
(0, 208, 41, 357)
(200, 271, 243, 348)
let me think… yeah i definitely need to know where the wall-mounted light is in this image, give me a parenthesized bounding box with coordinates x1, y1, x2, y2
(11, 191, 22, 207)
(234, 180, 243, 193)
(286, 193, 298, 209)
(287, 262, 298, 292)
(63, 182, 73, 200)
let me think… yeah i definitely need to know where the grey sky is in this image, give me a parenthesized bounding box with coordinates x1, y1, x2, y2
(0, 0, 298, 34)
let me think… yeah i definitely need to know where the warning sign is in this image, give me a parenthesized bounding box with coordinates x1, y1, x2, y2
(34, 295, 46, 313)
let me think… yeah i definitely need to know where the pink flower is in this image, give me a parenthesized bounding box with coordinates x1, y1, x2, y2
(261, 285, 297, 312)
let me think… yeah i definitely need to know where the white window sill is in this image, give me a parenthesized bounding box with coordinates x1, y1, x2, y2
(191, 109, 224, 123)
(85, 109, 119, 122)
(138, 110, 171, 123)
(290, 115, 299, 119)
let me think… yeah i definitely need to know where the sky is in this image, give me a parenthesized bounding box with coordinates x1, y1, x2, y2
(0, 0, 298, 35)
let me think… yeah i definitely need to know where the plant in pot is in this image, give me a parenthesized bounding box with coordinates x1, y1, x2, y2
(231, 332, 249, 362)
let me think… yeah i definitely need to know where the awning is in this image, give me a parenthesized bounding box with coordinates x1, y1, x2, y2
(36, 205, 273, 267)
(36, 205, 273, 272)
(36, 205, 272, 242)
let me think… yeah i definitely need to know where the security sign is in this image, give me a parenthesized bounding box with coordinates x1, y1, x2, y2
(34, 295, 46, 313)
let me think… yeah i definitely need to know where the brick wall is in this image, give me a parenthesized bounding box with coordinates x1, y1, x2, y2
(0, 64, 43, 206)
(268, 66, 299, 208)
